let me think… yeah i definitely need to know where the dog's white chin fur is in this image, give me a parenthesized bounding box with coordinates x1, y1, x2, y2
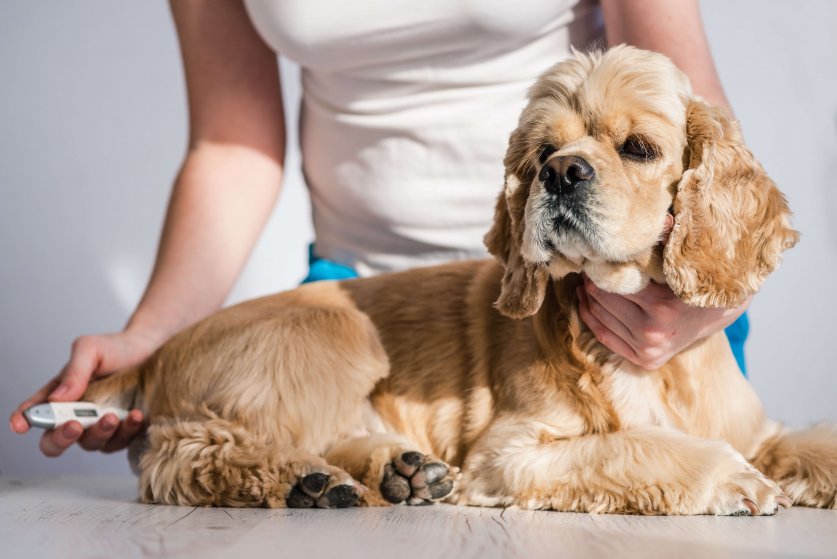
(522, 230, 651, 295)
(521, 215, 651, 295)
(583, 260, 650, 294)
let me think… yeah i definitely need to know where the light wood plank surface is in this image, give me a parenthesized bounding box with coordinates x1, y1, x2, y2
(1, 476, 836, 559)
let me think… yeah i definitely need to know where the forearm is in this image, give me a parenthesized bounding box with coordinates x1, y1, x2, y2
(601, 0, 729, 107)
(126, 142, 283, 344)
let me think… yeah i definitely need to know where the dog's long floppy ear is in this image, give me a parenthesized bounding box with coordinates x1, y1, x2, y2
(484, 129, 549, 319)
(663, 100, 799, 308)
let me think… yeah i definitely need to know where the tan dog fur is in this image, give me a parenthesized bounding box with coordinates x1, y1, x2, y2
(84, 46, 836, 514)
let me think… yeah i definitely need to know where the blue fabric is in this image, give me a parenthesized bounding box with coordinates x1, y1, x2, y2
(724, 312, 749, 376)
(302, 244, 749, 375)
(301, 244, 359, 284)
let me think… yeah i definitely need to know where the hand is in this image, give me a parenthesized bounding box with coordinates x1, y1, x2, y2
(577, 276, 749, 369)
(9, 330, 159, 456)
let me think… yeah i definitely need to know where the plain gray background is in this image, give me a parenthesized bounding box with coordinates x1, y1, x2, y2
(1, 1, 835, 476)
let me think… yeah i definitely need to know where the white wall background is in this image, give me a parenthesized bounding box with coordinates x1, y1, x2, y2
(1, 1, 835, 475)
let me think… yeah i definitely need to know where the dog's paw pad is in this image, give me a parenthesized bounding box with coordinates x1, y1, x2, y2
(381, 451, 456, 505)
(381, 464, 412, 503)
(286, 485, 316, 508)
(288, 472, 362, 509)
(320, 484, 361, 509)
(301, 472, 330, 496)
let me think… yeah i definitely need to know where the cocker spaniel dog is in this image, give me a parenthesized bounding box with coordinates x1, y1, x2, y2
(85, 45, 837, 514)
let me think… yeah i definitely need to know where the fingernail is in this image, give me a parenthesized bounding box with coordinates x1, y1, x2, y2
(16, 417, 29, 432)
(102, 416, 118, 430)
(51, 385, 69, 399)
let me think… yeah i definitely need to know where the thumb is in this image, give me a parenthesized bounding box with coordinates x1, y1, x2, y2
(658, 213, 675, 246)
(49, 344, 100, 401)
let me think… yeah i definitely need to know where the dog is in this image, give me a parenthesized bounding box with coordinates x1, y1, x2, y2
(83, 45, 837, 514)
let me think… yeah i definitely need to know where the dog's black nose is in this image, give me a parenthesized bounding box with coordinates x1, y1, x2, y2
(539, 155, 595, 196)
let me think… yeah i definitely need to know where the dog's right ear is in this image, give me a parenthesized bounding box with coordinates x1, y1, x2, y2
(484, 142, 549, 320)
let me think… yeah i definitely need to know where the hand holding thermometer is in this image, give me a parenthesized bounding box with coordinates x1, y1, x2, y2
(24, 402, 129, 430)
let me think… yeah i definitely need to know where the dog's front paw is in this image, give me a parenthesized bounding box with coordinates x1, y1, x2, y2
(286, 469, 365, 509)
(380, 451, 457, 505)
(707, 466, 791, 516)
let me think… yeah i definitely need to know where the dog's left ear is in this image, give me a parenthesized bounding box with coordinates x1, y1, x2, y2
(664, 100, 799, 308)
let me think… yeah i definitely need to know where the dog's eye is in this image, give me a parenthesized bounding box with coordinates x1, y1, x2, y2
(619, 136, 657, 162)
(538, 145, 557, 164)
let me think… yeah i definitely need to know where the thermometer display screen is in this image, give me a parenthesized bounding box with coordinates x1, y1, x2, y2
(73, 409, 98, 417)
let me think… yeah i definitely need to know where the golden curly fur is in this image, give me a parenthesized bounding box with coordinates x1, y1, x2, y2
(84, 46, 836, 514)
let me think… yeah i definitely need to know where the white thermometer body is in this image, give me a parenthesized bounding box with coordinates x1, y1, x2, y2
(24, 402, 129, 429)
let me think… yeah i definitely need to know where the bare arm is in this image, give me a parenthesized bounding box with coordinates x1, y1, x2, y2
(11, 0, 286, 454)
(131, 0, 286, 340)
(601, 0, 728, 106)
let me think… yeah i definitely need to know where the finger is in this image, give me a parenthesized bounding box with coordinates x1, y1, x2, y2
(584, 286, 638, 350)
(101, 410, 146, 453)
(9, 413, 29, 434)
(10, 377, 62, 433)
(583, 276, 645, 323)
(77, 414, 121, 451)
(658, 213, 675, 245)
(50, 344, 102, 402)
(39, 421, 84, 458)
(577, 287, 641, 365)
(17, 378, 61, 411)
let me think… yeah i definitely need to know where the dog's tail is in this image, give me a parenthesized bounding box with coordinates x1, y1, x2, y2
(81, 360, 149, 413)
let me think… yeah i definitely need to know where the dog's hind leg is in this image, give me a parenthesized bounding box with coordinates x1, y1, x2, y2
(325, 433, 458, 506)
(751, 424, 837, 509)
(139, 416, 365, 508)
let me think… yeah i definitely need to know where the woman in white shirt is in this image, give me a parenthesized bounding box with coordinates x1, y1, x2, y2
(12, 0, 749, 456)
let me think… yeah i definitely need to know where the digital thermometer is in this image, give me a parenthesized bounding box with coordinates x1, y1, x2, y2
(24, 402, 129, 429)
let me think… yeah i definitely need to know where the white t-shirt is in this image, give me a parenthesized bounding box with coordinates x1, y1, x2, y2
(243, 0, 603, 276)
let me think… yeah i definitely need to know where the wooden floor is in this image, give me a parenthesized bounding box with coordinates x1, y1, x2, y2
(1, 477, 836, 559)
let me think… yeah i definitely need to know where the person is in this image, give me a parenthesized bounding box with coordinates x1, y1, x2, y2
(10, 0, 748, 458)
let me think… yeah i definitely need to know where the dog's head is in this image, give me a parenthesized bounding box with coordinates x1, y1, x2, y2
(485, 45, 799, 319)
